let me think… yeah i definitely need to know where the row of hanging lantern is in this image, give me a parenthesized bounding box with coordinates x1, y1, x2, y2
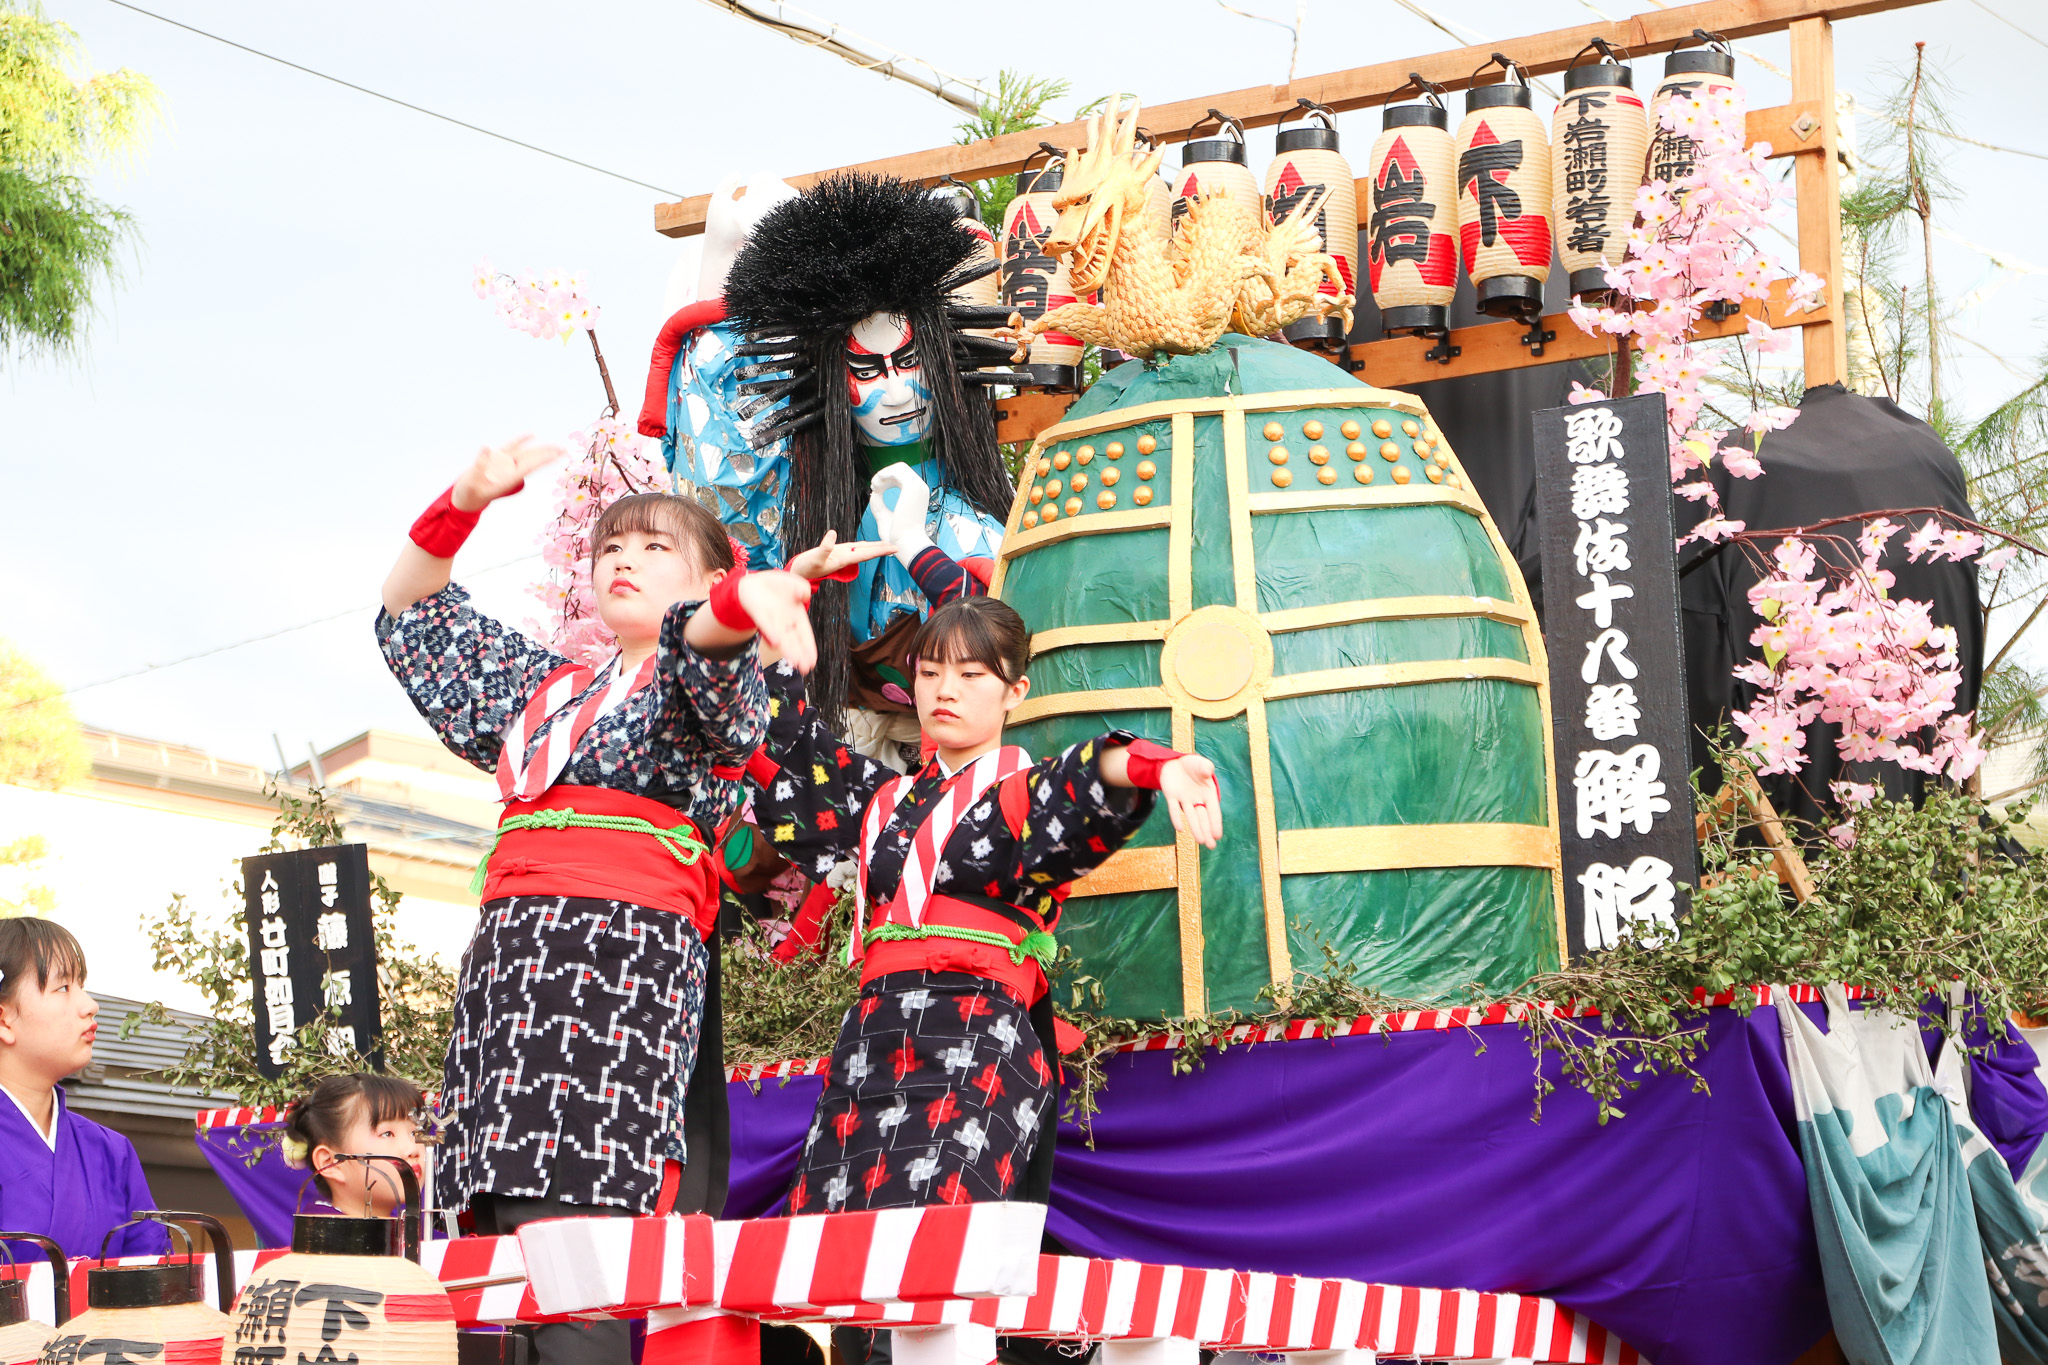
(1366, 30, 1742, 339)
(971, 27, 1740, 382)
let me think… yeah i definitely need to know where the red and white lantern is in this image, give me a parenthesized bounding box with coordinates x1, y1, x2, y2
(1265, 99, 1358, 349)
(1367, 82, 1459, 337)
(1454, 57, 1554, 322)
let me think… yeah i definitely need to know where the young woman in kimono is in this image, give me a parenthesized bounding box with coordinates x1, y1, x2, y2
(378, 435, 843, 1365)
(749, 473, 1224, 1215)
(0, 918, 166, 1262)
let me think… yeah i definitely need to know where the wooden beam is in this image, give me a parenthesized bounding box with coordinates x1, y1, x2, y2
(654, 0, 1935, 237)
(1351, 277, 1829, 391)
(993, 391, 1076, 445)
(1790, 17, 1849, 387)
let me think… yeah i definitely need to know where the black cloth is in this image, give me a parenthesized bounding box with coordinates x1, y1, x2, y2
(1674, 384, 1984, 826)
(440, 895, 711, 1215)
(788, 971, 1054, 1213)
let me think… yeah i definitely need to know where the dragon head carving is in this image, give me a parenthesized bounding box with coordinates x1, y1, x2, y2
(1043, 95, 1162, 296)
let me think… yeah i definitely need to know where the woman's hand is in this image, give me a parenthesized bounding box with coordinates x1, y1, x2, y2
(452, 435, 565, 512)
(785, 529, 897, 582)
(869, 465, 935, 566)
(1158, 754, 1223, 849)
(735, 570, 819, 673)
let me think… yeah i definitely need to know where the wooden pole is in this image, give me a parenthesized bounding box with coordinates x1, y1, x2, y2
(1790, 17, 1850, 389)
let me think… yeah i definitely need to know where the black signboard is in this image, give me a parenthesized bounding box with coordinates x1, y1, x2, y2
(242, 844, 381, 1075)
(1532, 392, 1700, 960)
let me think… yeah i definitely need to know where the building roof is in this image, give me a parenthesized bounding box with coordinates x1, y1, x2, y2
(69, 994, 238, 1123)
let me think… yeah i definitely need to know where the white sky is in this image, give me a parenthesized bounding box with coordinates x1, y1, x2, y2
(6, 0, 2045, 769)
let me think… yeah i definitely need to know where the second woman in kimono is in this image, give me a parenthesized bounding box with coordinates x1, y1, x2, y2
(748, 470, 1224, 1213)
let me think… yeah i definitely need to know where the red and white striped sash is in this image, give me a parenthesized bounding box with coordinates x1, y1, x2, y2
(495, 654, 658, 803)
(851, 746, 1032, 960)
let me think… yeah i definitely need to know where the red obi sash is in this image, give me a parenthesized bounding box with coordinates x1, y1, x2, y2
(480, 785, 719, 942)
(857, 892, 1054, 1005)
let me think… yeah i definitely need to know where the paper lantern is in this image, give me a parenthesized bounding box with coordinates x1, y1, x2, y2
(1172, 109, 1263, 247)
(1552, 45, 1649, 298)
(1648, 35, 1741, 186)
(1368, 81, 1459, 337)
(224, 1158, 456, 1365)
(931, 179, 1001, 315)
(0, 1234, 64, 1365)
(36, 1213, 234, 1365)
(1000, 150, 1083, 391)
(1265, 99, 1358, 349)
(1454, 58, 1554, 321)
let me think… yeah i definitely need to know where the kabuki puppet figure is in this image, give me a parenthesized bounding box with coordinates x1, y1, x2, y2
(642, 171, 1021, 765)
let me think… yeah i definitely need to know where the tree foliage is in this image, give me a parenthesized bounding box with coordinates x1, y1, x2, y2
(0, 0, 159, 362)
(0, 637, 87, 789)
(133, 785, 456, 1109)
(953, 69, 1071, 234)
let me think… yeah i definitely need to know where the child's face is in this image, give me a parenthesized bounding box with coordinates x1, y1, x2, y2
(593, 528, 720, 647)
(0, 971, 96, 1084)
(314, 1101, 425, 1218)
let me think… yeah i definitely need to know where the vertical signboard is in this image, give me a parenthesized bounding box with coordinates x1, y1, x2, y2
(243, 843, 380, 1075)
(1533, 393, 1699, 959)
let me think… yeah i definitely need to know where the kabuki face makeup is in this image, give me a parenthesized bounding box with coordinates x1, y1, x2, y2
(846, 312, 932, 447)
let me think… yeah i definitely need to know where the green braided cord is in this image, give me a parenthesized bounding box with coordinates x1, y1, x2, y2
(863, 921, 1058, 968)
(470, 808, 710, 896)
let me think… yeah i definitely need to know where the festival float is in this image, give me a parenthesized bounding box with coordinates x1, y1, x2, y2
(29, 5, 2044, 1365)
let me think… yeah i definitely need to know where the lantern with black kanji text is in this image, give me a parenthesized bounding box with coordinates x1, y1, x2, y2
(0, 1234, 65, 1365)
(222, 1157, 456, 1365)
(38, 1214, 234, 1365)
(1455, 55, 1555, 322)
(1648, 30, 1741, 187)
(1000, 147, 1084, 391)
(1265, 99, 1358, 350)
(1552, 41, 1648, 299)
(1173, 109, 1263, 247)
(1368, 76, 1459, 338)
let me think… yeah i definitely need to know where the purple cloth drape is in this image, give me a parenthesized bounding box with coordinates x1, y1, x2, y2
(195, 1121, 316, 1248)
(195, 1003, 2048, 1365)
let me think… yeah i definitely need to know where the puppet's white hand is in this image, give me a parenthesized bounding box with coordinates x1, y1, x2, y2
(869, 465, 935, 567)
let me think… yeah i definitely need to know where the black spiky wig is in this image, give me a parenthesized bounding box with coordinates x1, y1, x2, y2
(724, 172, 1011, 733)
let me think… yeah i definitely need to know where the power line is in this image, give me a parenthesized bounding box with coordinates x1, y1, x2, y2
(6, 553, 540, 714)
(99, 0, 682, 196)
(694, 0, 993, 114)
(1970, 0, 2048, 51)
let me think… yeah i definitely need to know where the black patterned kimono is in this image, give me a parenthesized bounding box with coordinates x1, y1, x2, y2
(747, 660, 1155, 1211)
(377, 584, 766, 1216)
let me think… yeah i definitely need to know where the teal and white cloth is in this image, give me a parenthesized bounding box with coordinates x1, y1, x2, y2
(1935, 1006, 2048, 1362)
(665, 317, 792, 569)
(1777, 983, 1998, 1364)
(850, 457, 1004, 643)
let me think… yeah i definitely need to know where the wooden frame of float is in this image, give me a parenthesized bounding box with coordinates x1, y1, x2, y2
(651, 0, 1924, 446)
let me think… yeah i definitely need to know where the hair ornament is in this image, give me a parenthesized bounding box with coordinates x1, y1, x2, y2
(280, 1132, 311, 1168)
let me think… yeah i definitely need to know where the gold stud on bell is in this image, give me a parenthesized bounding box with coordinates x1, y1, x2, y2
(1354, 465, 1373, 484)
(1308, 445, 1330, 466)
(1341, 420, 1362, 440)
(1372, 418, 1392, 438)
(1137, 433, 1157, 455)
(1380, 442, 1400, 461)
(1053, 450, 1072, 470)
(1272, 468, 1293, 488)
(1263, 421, 1285, 441)
(1317, 467, 1337, 485)
(1097, 490, 1116, 510)
(1136, 459, 1157, 480)
(1134, 486, 1155, 505)
(1347, 442, 1368, 461)
(1303, 419, 1325, 440)
(1064, 496, 1082, 517)
(1101, 467, 1121, 487)
(1269, 446, 1289, 465)
(1023, 510, 1039, 528)
(1392, 465, 1412, 484)
(1106, 441, 1124, 459)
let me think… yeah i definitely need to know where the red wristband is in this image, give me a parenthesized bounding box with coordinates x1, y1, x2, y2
(1120, 738, 1182, 790)
(707, 565, 754, 632)
(409, 485, 482, 558)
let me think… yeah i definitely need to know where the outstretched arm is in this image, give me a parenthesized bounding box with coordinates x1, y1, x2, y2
(382, 436, 564, 616)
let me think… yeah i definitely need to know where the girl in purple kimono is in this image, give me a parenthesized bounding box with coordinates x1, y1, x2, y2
(0, 919, 166, 1262)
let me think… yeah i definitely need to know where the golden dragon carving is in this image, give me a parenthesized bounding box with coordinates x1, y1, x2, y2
(1006, 95, 1355, 360)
